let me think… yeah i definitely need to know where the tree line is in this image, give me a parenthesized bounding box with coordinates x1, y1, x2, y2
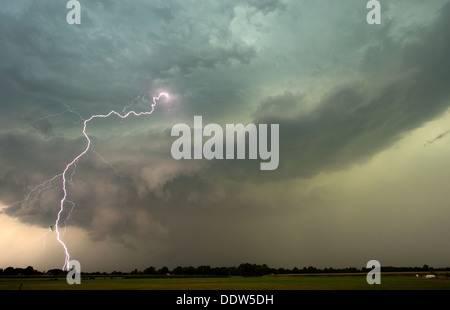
(1, 264, 448, 277)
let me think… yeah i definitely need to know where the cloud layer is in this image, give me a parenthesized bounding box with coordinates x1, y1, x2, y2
(1, 0, 450, 270)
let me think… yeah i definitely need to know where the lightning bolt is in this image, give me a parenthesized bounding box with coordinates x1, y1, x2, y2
(11, 92, 169, 271)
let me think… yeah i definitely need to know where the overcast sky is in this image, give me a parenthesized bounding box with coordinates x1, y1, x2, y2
(1, 0, 450, 272)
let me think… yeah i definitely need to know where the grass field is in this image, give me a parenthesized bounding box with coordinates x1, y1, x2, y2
(1, 273, 450, 290)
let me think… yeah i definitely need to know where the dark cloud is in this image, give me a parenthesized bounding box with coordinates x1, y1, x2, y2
(1, 1, 450, 270)
(244, 1, 450, 179)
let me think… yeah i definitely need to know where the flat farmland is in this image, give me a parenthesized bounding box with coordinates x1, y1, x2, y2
(1, 273, 449, 290)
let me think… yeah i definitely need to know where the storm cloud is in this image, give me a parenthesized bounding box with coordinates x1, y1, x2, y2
(1, 0, 450, 271)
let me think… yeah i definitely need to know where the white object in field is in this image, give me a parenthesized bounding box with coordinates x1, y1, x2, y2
(425, 274, 437, 279)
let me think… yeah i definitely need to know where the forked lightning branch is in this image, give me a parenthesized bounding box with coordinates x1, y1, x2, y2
(11, 92, 168, 271)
